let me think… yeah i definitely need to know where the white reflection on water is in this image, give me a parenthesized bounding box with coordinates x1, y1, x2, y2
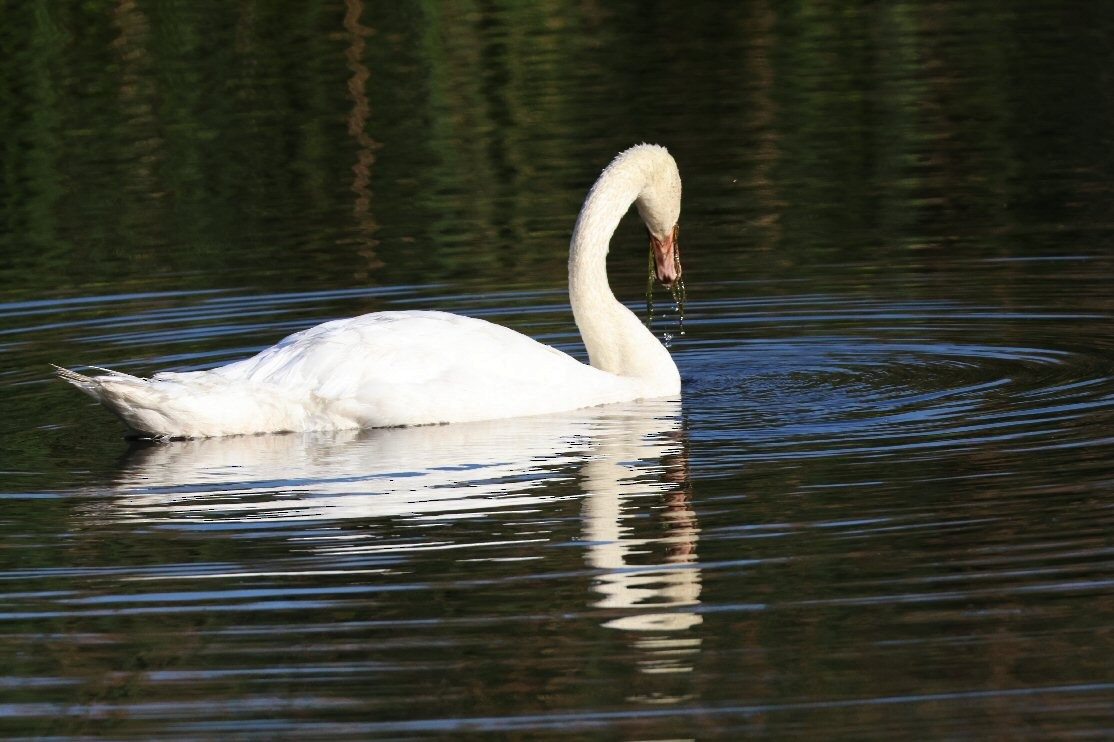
(94, 400, 703, 675)
(104, 419, 588, 524)
(580, 415, 703, 683)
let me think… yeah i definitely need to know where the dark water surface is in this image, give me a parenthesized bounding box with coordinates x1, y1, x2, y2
(3, 1, 1114, 738)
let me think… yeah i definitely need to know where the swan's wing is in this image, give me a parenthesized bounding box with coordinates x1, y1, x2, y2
(210, 310, 579, 389)
(185, 310, 631, 426)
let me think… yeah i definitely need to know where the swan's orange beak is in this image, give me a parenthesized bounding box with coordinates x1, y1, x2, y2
(650, 225, 681, 287)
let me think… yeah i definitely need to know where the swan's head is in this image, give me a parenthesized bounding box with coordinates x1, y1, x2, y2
(631, 145, 683, 288)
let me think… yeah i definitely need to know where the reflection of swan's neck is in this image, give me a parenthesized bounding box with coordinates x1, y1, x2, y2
(580, 429, 703, 635)
(568, 152, 680, 392)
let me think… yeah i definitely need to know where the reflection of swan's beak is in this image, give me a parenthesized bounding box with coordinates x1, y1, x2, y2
(649, 224, 681, 287)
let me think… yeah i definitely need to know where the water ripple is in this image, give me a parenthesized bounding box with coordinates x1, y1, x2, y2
(682, 291, 1114, 468)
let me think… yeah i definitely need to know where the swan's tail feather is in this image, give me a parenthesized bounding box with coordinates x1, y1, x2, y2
(53, 364, 180, 438)
(52, 365, 145, 400)
(52, 364, 94, 389)
(53, 364, 321, 438)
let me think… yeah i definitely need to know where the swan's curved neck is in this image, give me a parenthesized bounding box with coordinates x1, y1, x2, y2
(567, 150, 680, 393)
(568, 166, 640, 313)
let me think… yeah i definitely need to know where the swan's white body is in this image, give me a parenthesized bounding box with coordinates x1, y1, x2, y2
(57, 144, 683, 438)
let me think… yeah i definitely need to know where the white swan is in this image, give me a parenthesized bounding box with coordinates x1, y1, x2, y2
(56, 144, 683, 438)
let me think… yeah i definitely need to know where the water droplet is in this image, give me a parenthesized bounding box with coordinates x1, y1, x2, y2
(644, 246, 686, 341)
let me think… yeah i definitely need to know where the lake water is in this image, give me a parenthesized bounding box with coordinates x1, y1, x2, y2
(3, 1, 1114, 738)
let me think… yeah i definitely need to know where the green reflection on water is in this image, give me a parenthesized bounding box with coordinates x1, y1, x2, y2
(3, 1, 1113, 302)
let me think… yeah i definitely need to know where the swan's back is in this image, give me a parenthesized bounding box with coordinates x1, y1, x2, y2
(216, 311, 635, 423)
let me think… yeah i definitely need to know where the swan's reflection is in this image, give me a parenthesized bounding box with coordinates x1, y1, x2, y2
(580, 415, 702, 687)
(104, 414, 597, 523)
(99, 400, 702, 680)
